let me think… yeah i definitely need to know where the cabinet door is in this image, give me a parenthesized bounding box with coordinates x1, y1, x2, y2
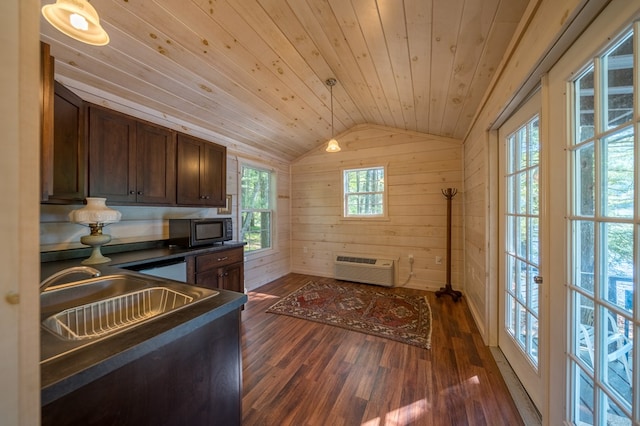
(135, 122, 176, 204)
(88, 107, 137, 203)
(176, 134, 226, 206)
(195, 268, 222, 290)
(201, 142, 226, 206)
(176, 134, 204, 205)
(42, 81, 87, 203)
(221, 262, 244, 293)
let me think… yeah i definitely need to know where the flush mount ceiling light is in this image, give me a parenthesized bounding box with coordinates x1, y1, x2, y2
(325, 78, 341, 153)
(42, 0, 110, 46)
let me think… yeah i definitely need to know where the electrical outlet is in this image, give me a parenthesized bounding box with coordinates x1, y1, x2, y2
(408, 254, 414, 264)
(435, 256, 442, 265)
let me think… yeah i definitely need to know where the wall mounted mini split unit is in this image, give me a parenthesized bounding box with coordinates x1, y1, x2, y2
(334, 255, 395, 287)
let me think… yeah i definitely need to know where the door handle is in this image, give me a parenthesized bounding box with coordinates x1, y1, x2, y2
(534, 276, 543, 284)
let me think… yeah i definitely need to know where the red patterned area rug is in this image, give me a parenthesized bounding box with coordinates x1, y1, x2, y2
(266, 280, 432, 349)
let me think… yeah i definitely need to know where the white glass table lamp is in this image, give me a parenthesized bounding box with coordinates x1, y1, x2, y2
(69, 198, 121, 264)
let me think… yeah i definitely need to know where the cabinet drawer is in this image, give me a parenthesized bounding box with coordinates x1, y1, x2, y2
(196, 247, 243, 272)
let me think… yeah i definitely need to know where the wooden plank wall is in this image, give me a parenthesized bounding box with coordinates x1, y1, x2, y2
(291, 124, 463, 291)
(462, 0, 590, 343)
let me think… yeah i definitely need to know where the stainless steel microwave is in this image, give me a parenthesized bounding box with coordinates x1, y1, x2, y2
(168, 218, 232, 247)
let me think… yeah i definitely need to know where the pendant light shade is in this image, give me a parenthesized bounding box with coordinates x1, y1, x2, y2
(325, 78, 341, 152)
(42, 0, 110, 46)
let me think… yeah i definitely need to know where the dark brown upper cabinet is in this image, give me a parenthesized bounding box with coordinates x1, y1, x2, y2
(88, 106, 176, 205)
(176, 133, 226, 207)
(41, 43, 88, 204)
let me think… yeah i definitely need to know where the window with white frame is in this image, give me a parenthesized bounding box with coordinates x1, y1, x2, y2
(240, 164, 273, 253)
(343, 166, 386, 218)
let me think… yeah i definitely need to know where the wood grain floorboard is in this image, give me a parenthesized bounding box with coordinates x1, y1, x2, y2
(241, 273, 524, 425)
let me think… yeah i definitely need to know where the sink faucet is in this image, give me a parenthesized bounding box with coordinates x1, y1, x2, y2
(40, 266, 101, 292)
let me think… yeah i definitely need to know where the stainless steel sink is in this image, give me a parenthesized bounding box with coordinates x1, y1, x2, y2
(41, 273, 218, 361)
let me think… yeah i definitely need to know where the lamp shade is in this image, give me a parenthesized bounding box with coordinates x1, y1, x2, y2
(326, 138, 341, 152)
(69, 198, 121, 225)
(42, 0, 110, 46)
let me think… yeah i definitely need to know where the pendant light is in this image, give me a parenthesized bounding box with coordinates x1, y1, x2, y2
(325, 78, 341, 152)
(42, 0, 110, 46)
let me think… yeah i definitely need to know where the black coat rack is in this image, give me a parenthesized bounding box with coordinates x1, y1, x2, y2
(436, 188, 462, 302)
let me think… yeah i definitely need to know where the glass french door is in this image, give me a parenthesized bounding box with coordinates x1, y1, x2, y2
(565, 29, 637, 426)
(498, 90, 544, 410)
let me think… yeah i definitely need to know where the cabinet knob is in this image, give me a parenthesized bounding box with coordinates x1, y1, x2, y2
(137, 191, 143, 195)
(129, 190, 135, 195)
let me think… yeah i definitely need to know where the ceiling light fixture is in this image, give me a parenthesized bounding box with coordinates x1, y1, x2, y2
(42, 0, 110, 46)
(325, 78, 341, 153)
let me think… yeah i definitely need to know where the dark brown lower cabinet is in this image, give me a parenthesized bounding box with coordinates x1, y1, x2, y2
(192, 247, 244, 294)
(41, 309, 242, 426)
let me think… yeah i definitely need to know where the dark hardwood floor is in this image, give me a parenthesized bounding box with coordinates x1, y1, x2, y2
(241, 273, 524, 425)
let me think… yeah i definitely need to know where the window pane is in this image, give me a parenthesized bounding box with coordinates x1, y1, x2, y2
(603, 34, 634, 129)
(241, 165, 273, 252)
(576, 67, 595, 142)
(241, 167, 271, 209)
(241, 211, 271, 251)
(343, 167, 385, 217)
(575, 143, 595, 216)
(601, 127, 634, 218)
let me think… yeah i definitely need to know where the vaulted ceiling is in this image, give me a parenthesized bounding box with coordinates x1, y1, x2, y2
(40, 0, 529, 161)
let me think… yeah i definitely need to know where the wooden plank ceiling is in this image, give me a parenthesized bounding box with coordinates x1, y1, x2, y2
(40, 0, 529, 161)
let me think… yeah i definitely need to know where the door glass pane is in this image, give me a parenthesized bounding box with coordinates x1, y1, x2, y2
(575, 143, 595, 216)
(602, 222, 633, 312)
(529, 265, 540, 315)
(575, 364, 595, 425)
(529, 217, 539, 265)
(603, 33, 634, 129)
(602, 392, 632, 426)
(601, 305, 632, 406)
(601, 127, 634, 218)
(573, 220, 595, 294)
(529, 118, 540, 164)
(529, 167, 539, 215)
(576, 293, 595, 369)
(576, 67, 595, 142)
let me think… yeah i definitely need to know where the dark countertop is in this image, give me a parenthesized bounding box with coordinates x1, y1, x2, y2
(40, 241, 248, 406)
(41, 240, 246, 279)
